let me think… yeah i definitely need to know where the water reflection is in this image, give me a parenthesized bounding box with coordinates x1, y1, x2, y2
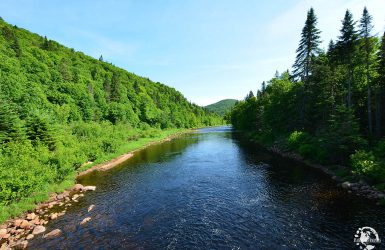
(30, 126, 384, 249)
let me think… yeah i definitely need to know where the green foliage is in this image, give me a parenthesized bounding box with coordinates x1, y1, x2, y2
(231, 7, 385, 184)
(205, 99, 237, 116)
(351, 150, 385, 182)
(0, 18, 223, 219)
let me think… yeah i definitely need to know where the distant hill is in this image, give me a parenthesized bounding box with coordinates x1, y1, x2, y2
(205, 99, 238, 116)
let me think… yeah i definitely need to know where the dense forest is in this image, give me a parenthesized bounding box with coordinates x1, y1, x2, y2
(231, 8, 385, 189)
(205, 99, 237, 116)
(0, 18, 222, 220)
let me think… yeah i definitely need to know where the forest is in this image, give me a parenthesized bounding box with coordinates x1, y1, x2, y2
(0, 18, 222, 221)
(231, 7, 385, 189)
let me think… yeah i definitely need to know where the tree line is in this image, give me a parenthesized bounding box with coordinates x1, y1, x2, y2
(231, 7, 385, 187)
(0, 17, 223, 215)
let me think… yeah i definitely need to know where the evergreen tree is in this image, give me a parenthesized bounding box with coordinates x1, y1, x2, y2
(245, 91, 254, 100)
(292, 8, 321, 129)
(337, 10, 357, 108)
(359, 7, 374, 136)
(376, 32, 385, 137)
(99, 55, 104, 62)
(292, 8, 321, 81)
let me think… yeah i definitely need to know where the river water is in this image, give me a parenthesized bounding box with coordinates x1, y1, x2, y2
(30, 126, 384, 249)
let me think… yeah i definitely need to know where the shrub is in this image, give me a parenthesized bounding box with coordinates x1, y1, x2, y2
(351, 150, 385, 182)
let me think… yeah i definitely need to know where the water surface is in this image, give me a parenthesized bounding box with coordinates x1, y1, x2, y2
(30, 126, 385, 249)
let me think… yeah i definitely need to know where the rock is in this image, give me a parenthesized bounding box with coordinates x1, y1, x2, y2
(0, 229, 7, 235)
(13, 240, 28, 250)
(80, 217, 91, 225)
(50, 213, 58, 220)
(72, 194, 79, 201)
(88, 205, 95, 212)
(0, 243, 9, 250)
(341, 181, 351, 190)
(43, 229, 62, 239)
(82, 186, 96, 191)
(19, 220, 30, 229)
(377, 193, 385, 199)
(0, 233, 10, 239)
(73, 184, 84, 191)
(26, 213, 37, 221)
(31, 217, 41, 225)
(26, 234, 34, 240)
(14, 219, 23, 228)
(32, 225, 46, 235)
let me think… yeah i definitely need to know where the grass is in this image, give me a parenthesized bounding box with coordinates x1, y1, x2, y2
(0, 128, 188, 224)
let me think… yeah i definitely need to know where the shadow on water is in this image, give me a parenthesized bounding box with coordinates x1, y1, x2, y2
(30, 126, 385, 249)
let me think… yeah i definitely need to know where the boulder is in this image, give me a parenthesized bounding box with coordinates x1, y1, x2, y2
(0, 243, 9, 250)
(80, 217, 91, 225)
(13, 240, 28, 250)
(83, 186, 96, 191)
(14, 219, 23, 228)
(0, 229, 7, 235)
(43, 229, 62, 239)
(0, 233, 10, 239)
(19, 220, 30, 229)
(73, 184, 84, 191)
(32, 225, 46, 235)
(50, 213, 58, 220)
(88, 205, 95, 212)
(26, 213, 37, 221)
(341, 181, 351, 190)
(26, 234, 34, 240)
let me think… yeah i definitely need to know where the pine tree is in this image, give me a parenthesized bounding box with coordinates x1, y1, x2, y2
(337, 10, 357, 108)
(359, 7, 374, 136)
(99, 55, 104, 62)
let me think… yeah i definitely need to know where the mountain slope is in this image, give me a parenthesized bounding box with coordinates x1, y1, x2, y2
(0, 18, 223, 217)
(205, 99, 237, 116)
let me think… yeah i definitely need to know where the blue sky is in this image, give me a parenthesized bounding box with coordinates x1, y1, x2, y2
(1, 0, 385, 105)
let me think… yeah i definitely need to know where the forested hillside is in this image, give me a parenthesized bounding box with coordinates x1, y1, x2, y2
(0, 18, 222, 220)
(205, 99, 237, 116)
(231, 8, 385, 189)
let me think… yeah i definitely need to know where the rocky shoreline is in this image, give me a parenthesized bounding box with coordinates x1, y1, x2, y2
(0, 130, 189, 249)
(267, 145, 385, 204)
(0, 184, 96, 249)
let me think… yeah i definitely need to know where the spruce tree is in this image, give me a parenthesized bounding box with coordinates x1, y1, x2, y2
(337, 10, 357, 108)
(359, 7, 374, 136)
(376, 32, 385, 137)
(292, 8, 321, 81)
(292, 8, 321, 129)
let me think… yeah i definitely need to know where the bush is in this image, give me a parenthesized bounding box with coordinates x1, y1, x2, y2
(351, 150, 385, 182)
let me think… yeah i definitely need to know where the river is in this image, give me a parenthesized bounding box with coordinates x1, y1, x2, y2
(29, 126, 384, 249)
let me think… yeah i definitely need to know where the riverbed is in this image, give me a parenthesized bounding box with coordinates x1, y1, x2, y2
(29, 126, 384, 249)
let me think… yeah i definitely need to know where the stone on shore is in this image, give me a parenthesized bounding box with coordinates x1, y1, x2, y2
(341, 181, 351, 189)
(50, 213, 58, 220)
(19, 220, 30, 229)
(13, 240, 28, 250)
(83, 186, 96, 191)
(43, 229, 62, 239)
(32, 225, 46, 235)
(88, 205, 95, 212)
(73, 184, 84, 191)
(80, 217, 91, 225)
(26, 234, 34, 240)
(26, 213, 37, 221)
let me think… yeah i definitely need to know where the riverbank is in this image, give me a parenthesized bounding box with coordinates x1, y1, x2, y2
(240, 132, 385, 205)
(0, 129, 191, 249)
